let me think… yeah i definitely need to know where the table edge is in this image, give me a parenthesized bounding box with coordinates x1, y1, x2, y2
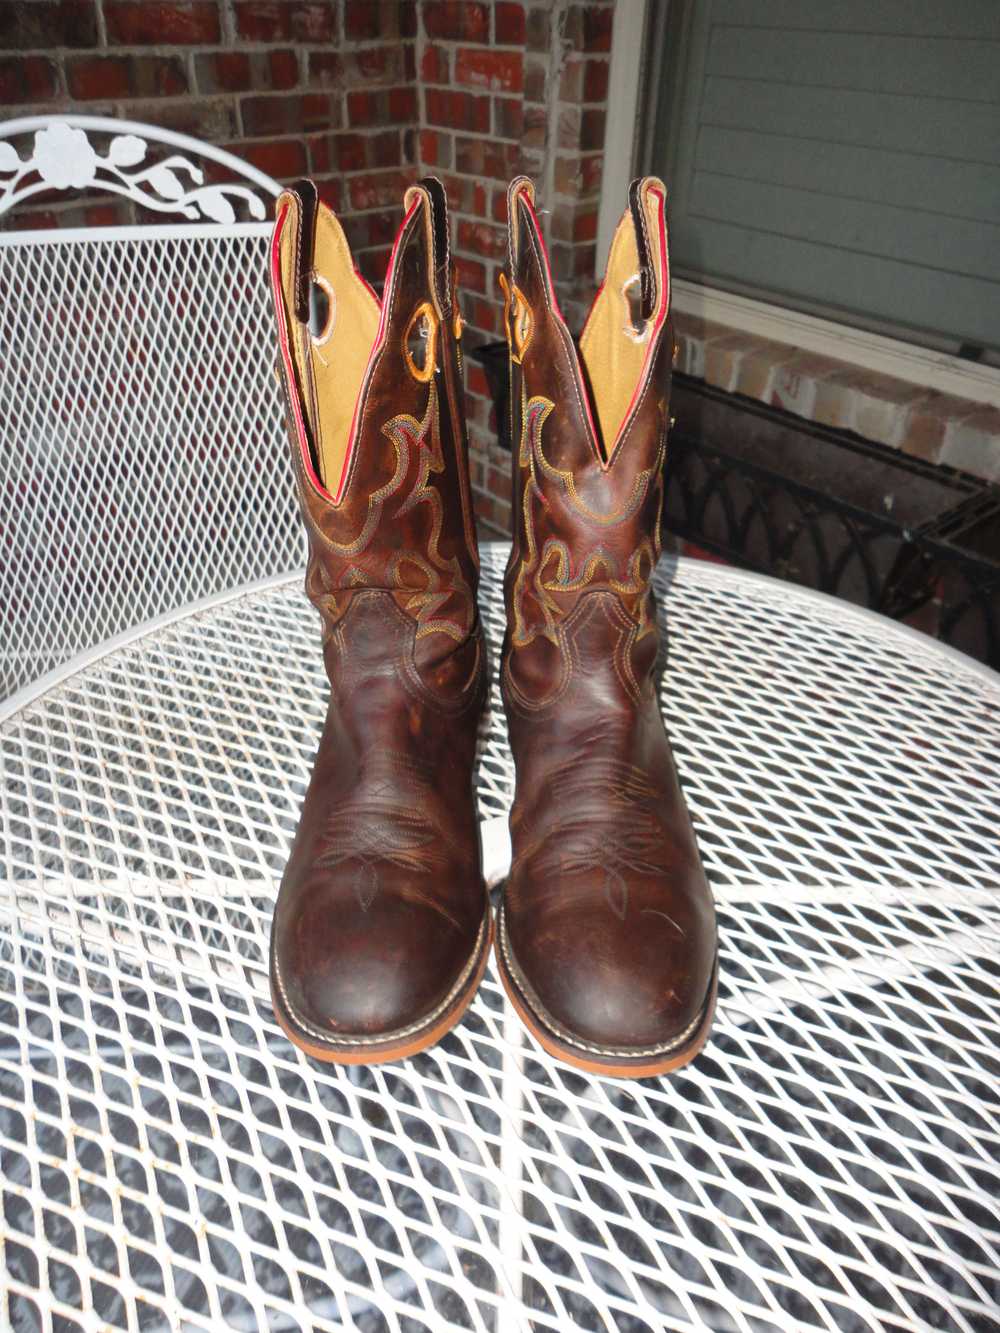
(2, 545, 996, 725)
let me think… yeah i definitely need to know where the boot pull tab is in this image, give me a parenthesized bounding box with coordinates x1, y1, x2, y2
(627, 178, 657, 325)
(405, 176, 452, 318)
(286, 178, 319, 326)
(506, 176, 535, 272)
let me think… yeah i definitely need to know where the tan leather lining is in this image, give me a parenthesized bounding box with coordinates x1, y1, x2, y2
(578, 181, 663, 462)
(276, 196, 380, 493)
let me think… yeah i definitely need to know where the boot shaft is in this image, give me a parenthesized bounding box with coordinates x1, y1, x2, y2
(495, 180, 718, 1077)
(270, 177, 480, 657)
(500, 176, 675, 709)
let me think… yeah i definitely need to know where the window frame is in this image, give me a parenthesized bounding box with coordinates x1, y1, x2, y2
(596, 0, 1000, 410)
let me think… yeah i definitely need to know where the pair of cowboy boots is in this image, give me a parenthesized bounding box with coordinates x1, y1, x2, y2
(268, 174, 717, 1078)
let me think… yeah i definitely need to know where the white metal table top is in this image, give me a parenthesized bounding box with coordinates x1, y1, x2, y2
(1, 542, 998, 1333)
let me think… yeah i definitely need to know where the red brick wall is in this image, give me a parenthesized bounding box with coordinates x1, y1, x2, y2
(0, 0, 617, 533)
(0, 0, 420, 276)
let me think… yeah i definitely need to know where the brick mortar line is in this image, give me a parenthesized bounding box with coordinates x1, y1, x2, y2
(218, 0, 235, 46)
(236, 130, 416, 141)
(539, 0, 573, 230)
(423, 44, 527, 53)
(7, 43, 415, 57)
(421, 40, 610, 55)
(426, 128, 520, 145)
(450, 222, 506, 236)
(423, 91, 523, 102)
(438, 136, 607, 160)
(422, 87, 609, 107)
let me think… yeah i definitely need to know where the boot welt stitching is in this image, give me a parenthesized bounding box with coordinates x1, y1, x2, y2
(498, 903, 711, 1060)
(272, 910, 489, 1048)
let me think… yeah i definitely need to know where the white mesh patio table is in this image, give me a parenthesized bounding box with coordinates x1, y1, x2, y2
(2, 541, 998, 1333)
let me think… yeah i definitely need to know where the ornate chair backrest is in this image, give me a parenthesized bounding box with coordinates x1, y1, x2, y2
(0, 115, 303, 706)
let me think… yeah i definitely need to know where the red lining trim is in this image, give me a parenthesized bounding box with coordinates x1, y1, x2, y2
(269, 197, 420, 505)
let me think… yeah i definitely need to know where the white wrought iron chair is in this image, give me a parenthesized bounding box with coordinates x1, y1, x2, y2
(0, 115, 302, 706)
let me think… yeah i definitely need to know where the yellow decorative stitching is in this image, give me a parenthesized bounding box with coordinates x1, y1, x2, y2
(510, 388, 661, 652)
(310, 380, 472, 641)
(381, 384, 471, 641)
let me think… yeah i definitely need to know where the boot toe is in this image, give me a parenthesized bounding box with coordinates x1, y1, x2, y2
(273, 881, 483, 1049)
(502, 894, 715, 1061)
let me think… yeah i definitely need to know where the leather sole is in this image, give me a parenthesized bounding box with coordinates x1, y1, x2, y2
(271, 908, 493, 1065)
(495, 904, 717, 1079)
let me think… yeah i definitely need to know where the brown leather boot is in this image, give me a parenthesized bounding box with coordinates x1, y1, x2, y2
(495, 176, 717, 1077)
(268, 178, 491, 1064)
